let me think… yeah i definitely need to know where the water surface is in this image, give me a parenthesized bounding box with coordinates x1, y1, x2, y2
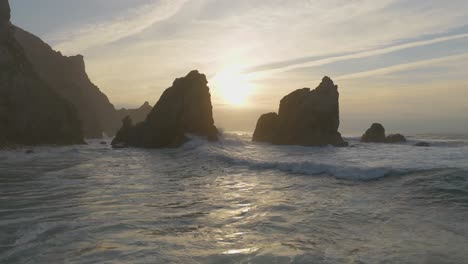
(1, 134, 467, 263)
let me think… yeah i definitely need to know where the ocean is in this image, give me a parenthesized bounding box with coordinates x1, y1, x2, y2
(1, 133, 467, 263)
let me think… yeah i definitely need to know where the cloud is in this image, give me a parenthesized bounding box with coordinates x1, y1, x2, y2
(48, 0, 190, 54)
(246, 33, 468, 78)
(336, 53, 468, 80)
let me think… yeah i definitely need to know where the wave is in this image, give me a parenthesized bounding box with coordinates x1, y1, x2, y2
(181, 133, 468, 181)
(1, 132, 466, 181)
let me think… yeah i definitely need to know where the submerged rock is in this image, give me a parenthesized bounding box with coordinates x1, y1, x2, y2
(361, 123, 406, 143)
(361, 123, 386, 143)
(0, 0, 84, 147)
(252, 76, 347, 147)
(415, 142, 431, 147)
(112, 70, 218, 148)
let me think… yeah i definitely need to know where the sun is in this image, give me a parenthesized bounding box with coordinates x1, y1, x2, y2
(210, 67, 254, 107)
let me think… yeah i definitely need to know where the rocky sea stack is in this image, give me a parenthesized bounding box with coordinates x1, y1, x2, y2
(253, 76, 347, 147)
(112, 70, 218, 148)
(0, 0, 83, 147)
(361, 123, 406, 143)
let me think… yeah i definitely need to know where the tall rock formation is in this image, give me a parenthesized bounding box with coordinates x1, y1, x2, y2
(112, 70, 219, 148)
(253, 76, 347, 147)
(0, 0, 83, 147)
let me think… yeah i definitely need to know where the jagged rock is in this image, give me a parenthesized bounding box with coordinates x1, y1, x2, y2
(116, 101, 152, 125)
(415, 142, 431, 147)
(112, 70, 219, 148)
(361, 123, 386, 143)
(0, 0, 84, 147)
(252, 113, 278, 143)
(386, 133, 406, 143)
(253, 76, 347, 147)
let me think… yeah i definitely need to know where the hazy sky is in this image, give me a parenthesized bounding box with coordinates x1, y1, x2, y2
(10, 0, 468, 134)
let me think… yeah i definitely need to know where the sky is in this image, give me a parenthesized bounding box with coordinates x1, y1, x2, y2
(10, 0, 468, 134)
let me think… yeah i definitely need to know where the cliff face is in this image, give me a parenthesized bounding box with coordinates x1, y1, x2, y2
(253, 76, 347, 147)
(14, 27, 119, 138)
(112, 70, 219, 148)
(0, 0, 83, 147)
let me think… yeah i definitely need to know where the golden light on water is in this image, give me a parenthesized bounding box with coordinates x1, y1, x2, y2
(210, 66, 254, 107)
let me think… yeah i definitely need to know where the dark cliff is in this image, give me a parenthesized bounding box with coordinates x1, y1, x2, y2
(0, 0, 83, 147)
(14, 27, 119, 138)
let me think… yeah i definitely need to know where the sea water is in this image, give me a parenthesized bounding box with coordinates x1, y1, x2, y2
(0, 133, 467, 263)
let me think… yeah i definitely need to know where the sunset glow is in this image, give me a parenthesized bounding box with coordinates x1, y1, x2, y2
(211, 67, 254, 107)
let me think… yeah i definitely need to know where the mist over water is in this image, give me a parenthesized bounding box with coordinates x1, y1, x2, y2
(1, 133, 468, 263)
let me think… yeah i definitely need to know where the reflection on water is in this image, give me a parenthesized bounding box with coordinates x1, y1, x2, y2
(0, 136, 468, 263)
(223, 247, 259, 255)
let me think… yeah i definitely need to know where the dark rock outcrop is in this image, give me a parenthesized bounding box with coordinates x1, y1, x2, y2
(112, 70, 218, 148)
(361, 123, 386, 143)
(0, 0, 83, 147)
(361, 123, 406, 143)
(252, 76, 347, 147)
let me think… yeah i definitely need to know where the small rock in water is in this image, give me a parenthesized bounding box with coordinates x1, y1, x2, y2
(386, 133, 407, 143)
(100, 141, 107, 145)
(361, 123, 406, 143)
(361, 123, 386, 143)
(414, 142, 431, 147)
(25, 149, 34, 154)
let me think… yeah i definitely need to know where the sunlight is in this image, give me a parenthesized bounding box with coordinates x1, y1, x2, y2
(210, 66, 254, 107)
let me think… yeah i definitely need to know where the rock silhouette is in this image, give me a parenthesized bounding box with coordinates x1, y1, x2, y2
(361, 123, 406, 143)
(116, 101, 152, 127)
(253, 76, 347, 147)
(112, 70, 218, 148)
(361, 123, 386, 143)
(14, 27, 149, 138)
(0, 0, 83, 147)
